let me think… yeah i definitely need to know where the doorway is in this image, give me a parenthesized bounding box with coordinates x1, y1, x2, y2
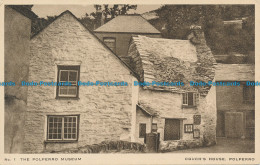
(164, 119, 180, 140)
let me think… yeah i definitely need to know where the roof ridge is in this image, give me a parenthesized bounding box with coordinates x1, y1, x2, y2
(31, 10, 139, 79)
(94, 14, 161, 33)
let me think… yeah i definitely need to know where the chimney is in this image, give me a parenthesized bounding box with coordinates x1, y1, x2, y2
(187, 25, 207, 45)
(100, 11, 105, 26)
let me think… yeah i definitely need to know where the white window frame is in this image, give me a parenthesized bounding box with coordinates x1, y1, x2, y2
(58, 70, 78, 97)
(56, 65, 80, 98)
(47, 115, 78, 141)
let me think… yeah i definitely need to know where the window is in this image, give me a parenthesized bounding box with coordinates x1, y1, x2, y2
(243, 85, 255, 103)
(139, 123, 146, 138)
(57, 65, 80, 98)
(183, 92, 199, 107)
(103, 37, 116, 53)
(184, 124, 193, 133)
(152, 123, 157, 133)
(47, 115, 79, 141)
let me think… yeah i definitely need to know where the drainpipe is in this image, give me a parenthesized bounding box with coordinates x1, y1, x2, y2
(150, 116, 153, 133)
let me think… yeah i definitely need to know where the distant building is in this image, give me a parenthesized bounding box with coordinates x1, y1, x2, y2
(215, 64, 255, 139)
(94, 15, 161, 63)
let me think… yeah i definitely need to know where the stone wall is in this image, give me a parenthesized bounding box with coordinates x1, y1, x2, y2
(135, 86, 217, 150)
(4, 6, 31, 100)
(4, 7, 31, 153)
(24, 12, 137, 153)
(216, 82, 254, 111)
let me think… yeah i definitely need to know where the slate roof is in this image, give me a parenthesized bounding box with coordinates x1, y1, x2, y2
(215, 64, 255, 81)
(128, 35, 216, 95)
(137, 104, 157, 116)
(94, 15, 161, 34)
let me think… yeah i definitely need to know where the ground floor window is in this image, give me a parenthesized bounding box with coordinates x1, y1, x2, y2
(164, 119, 181, 140)
(47, 115, 79, 141)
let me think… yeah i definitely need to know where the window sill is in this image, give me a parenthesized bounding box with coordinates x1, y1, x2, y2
(55, 97, 80, 100)
(182, 105, 197, 108)
(164, 139, 181, 141)
(44, 140, 78, 143)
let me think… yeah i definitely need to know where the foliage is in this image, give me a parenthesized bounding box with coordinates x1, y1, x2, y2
(153, 5, 255, 61)
(86, 5, 137, 29)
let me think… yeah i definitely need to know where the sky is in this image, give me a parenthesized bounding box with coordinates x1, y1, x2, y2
(32, 5, 162, 18)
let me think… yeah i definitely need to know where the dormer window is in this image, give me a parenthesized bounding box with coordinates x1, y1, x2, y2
(103, 37, 116, 53)
(183, 92, 199, 107)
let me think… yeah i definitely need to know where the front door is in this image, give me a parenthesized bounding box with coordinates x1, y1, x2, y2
(164, 119, 180, 140)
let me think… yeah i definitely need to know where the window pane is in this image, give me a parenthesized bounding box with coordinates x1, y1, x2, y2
(60, 86, 68, 95)
(69, 71, 77, 81)
(60, 71, 68, 81)
(183, 93, 188, 105)
(63, 116, 77, 140)
(68, 86, 77, 95)
(188, 93, 193, 106)
(48, 116, 62, 140)
(105, 42, 115, 48)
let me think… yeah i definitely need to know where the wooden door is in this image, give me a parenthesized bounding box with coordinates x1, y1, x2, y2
(225, 112, 244, 138)
(164, 119, 180, 140)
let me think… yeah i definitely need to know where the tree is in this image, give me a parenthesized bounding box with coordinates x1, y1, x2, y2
(89, 4, 137, 29)
(153, 5, 255, 58)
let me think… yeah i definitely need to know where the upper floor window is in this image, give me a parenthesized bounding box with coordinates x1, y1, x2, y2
(103, 37, 116, 53)
(57, 65, 80, 98)
(183, 92, 199, 107)
(47, 115, 79, 141)
(243, 85, 255, 103)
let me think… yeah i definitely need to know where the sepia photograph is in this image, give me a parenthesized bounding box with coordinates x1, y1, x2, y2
(1, 1, 258, 164)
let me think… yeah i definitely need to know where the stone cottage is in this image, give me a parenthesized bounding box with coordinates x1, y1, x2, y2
(24, 10, 139, 153)
(94, 15, 161, 63)
(215, 64, 255, 139)
(126, 27, 217, 151)
(4, 5, 37, 153)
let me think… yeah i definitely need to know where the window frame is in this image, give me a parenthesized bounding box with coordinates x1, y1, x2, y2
(182, 92, 199, 107)
(103, 37, 116, 53)
(184, 124, 194, 133)
(46, 115, 80, 142)
(56, 65, 80, 99)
